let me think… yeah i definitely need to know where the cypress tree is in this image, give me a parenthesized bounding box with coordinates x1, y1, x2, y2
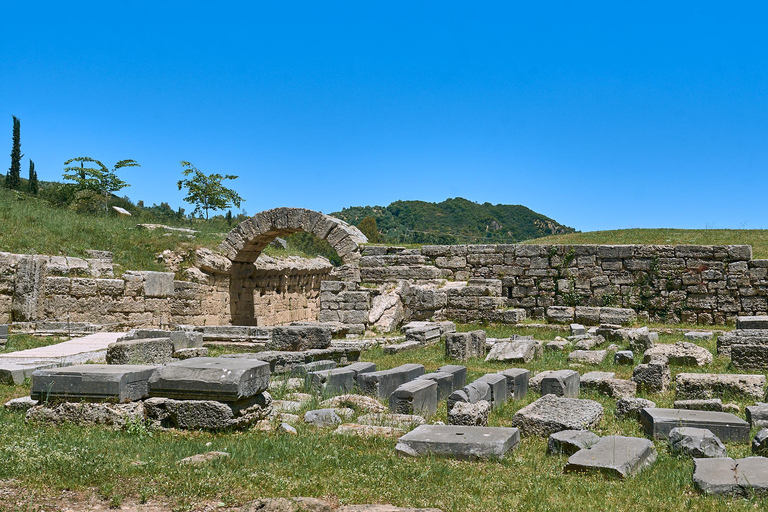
(28, 159, 39, 195)
(6, 116, 22, 190)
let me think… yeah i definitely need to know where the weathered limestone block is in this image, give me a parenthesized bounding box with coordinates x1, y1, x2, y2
(447, 400, 491, 426)
(436, 364, 467, 391)
(31, 365, 157, 403)
(731, 344, 768, 369)
(445, 330, 486, 361)
(541, 370, 580, 398)
(567, 350, 607, 365)
(643, 342, 713, 366)
(144, 394, 271, 430)
(395, 425, 520, 460)
(693, 457, 768, 496)
(631, 363, 671, 393)
(389, 379, 437, 417)
(512, 394, 603, 437)
(565, 436, 656, 478)
(746, 403, 768, 428)
(270, 326, 332, 351)
(447, 381, 491, 412)
(668, 427, 727, 458)
(547, 430, 600, 455)
(614, 397, 656, 421)
(640, 408, 750, 442)
(306, 368, 356, 395)
(25, 401, 145, 427)
(475, 373, 509, 408)
(356, 364, 425, 399)
(546, 306, 575, 324)
(149, 357, 270, 401)
(485, 340, 541, 363)
(416, 372, 454, 401)
(717, 329, 768, 356)
(106, 338, 174, 365)
(676, 373, 766, 401)
(498, 368, 529, 401)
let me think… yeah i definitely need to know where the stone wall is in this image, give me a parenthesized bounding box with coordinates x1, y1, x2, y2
(358, 244, 765, 325)
(0, 250, 331, 329)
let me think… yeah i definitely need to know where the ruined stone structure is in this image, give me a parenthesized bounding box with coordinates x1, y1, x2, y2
(1, 206, 765, 330)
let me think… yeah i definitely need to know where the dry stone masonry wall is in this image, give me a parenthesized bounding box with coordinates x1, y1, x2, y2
(358, 244, 764, 325)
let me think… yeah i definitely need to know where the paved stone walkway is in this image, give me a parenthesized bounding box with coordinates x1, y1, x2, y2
(0, 332, 122, 365)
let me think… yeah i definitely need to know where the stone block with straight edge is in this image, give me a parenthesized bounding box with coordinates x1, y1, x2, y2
(512, 394, 603, 437)
(306, 368, 356, 395)
(31, 364, 157, 403)
(148, 357, 270, 402)
(640, 407, 750, 443)
(668, 427, 727, 458)
(292, 360, 336, 377)
(417, 372, 454, 401)
(356, 364, 425, 399)
(746, 403, 768, 428)
(0, 361, 58, 386)
(447, 381, 491, 412)
(475, 373, 509, 408)
(541, 370, 580, 398)
(389, 378, 438, 417)
(498, 368, 529, 401)
(436, 364, 467, 391)
(342, 361, 376, 378)
(737, 316, 768, 330)
(564, 436, 657, 478)
(547, 430, 600, 456)
(693, 457, 768, 496)
(395, 424, 520, 460)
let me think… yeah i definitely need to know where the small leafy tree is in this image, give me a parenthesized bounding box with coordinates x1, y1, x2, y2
(62, 157, 139, 212)
(358, 216, 380, 243)
(6, 116, 22, 190)
(28, 160, 39, 195)
(176, 161, 244, 219)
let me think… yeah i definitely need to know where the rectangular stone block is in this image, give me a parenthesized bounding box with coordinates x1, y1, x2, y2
(389, 378, 438, 416)
(396, 425, 520, 460)
(31, 364, 157, 403)
(342, 361, 376, 378)
(149, 357, 270, 401)
(417, 372, 454, 401)
(445, 330, 486, 361)
(0, 361, 58, 385)
(292, 360, 337, 377)
(675, 373, 766, 401)
(356, 364, 425, 399)
(564, 436, 657, 478)
(475, 373, 509, 408)
(745, 403, 768, 428)
(499, 368, 529, 401)
(736, 316, 768, 330)
(640, 408, 750, 443)
(0, 324, 8, 342)
(436, 364, 467, 391)
(106, 338, 174, 365)
(270, 326, 332, 351)
(731, 344, 768, 369)
(306, 368, 356, 395)
(541, 370, 580, 398)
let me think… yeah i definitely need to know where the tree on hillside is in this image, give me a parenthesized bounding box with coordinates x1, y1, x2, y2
(62, 157, 140, 212)
(6, 116, 22, 190)
(176, 161, 244, 220)
(28, 160, 38, 195)
(358, 216, 380, 243)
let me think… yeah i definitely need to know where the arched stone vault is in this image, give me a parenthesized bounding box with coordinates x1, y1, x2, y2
(219, 207, 367, 266)
(219, 207, 367, 325)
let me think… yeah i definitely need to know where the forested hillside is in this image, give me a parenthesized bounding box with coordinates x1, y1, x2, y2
(333, 197, 575, 244)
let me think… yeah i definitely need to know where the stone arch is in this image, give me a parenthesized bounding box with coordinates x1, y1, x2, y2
(219, 207, 367, 325)
(219, 207, 367, 265)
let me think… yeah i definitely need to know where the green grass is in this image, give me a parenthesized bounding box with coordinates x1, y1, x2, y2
(0, 334, 64, 354)
(1, 326, 767, 510)
(525, 228, 768, 259)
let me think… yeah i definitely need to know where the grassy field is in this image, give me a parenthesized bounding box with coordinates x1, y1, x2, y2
(1, 325, 766, 511)
(526, 228, 768, 259)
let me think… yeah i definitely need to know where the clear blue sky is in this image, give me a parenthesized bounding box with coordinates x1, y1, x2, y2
(2, 2, 767, 231)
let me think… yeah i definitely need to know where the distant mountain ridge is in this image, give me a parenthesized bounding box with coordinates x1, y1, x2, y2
(332, 197, 576, 245)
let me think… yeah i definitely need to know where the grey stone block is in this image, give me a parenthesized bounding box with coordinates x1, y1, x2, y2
(753, 428, 768, 455)
(31, 364, 156, 403)
(0, 324, 7, 341)
(144, 394, 271, 430)
(512, 394, 603, 437)
(693, 457, 768, 496)
(644, 342, 713, 366)
(270, 326, 332, 351)
(436, 364, 467, 391)
(106, 338, 174, 365)
(292, 360, 337, 377)
(614, 397, 656, 421)
(356, 364, 425, 399)
(417, 372, 454, 401)
(541, 370, 580, 398)
(731, 344, 768, 370)
(674, 399, 723, 411)
(389, 379, 437, 417)
(395, 425, 520, 460)
(570, 324, 586, 336)
(737, 316, 768, 330)
(565, 436, 657, 478)
(306, 368, 356, 395)
(567, 350, 607, 365)
(547, 430, 600, 455)
(498, 368, 529, 401)
(445, 331, 486, 361)
(0, 361, 58, 385)
(615, 350, 634, 365)
(342, 361, 376, 378)
(447, 400, 490, 426)
(447, 380, 492, 412)
(675, 373, 766, 401)
(485, 340, 541, 363)
(471, 373, 506, 408)
(631, 363, 671, 393)
(148, 357, 270, 401)
(304, 408, 342, 428)
(746, 403, 768, 428)
(669, 427, 727, 458)
(640, 408, 750, 443)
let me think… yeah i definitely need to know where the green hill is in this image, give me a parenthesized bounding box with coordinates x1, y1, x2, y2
(332, 197, 575, 245)
(526, 228, 768, 259)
